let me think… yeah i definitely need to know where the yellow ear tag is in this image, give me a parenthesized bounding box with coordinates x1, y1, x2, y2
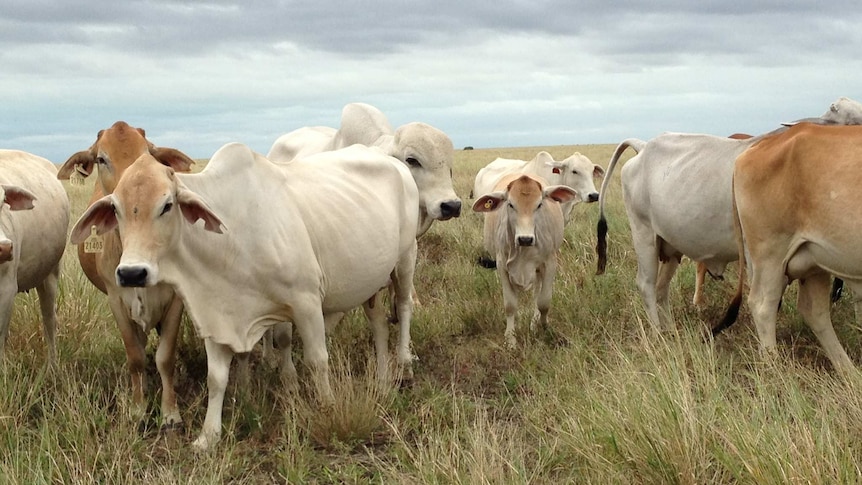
(484, 200, 493, 209)
(69, 169, 85, 186)
(84, 226, 104, 254)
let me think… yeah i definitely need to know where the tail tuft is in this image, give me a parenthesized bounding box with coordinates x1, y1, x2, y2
(477, 256, 497, 269)
(712, 293, 742, 336)
(596, 217, 608, 275)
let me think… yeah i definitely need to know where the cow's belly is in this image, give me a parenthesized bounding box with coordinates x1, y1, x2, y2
(786, 241, 862, 280)
(320, 252, 400, 314)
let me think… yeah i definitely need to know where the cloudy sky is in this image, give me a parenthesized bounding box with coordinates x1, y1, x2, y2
(1, 1, 860, 163)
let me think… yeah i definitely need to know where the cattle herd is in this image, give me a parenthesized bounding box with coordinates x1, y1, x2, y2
(1, 98, 861, 450)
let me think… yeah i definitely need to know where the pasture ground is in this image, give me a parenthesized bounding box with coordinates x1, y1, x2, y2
(4, 143, 862, 483)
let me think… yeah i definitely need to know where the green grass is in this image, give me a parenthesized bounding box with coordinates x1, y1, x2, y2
(3, 144, 862, 483)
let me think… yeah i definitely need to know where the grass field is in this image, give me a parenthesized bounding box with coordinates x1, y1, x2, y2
(4, 143, 862, 483)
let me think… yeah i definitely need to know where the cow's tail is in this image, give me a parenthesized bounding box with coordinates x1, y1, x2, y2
(713, 176, 746, 336)
(596, 138, 646, 275)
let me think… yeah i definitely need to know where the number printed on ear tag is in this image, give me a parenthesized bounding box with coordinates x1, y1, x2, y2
(84, 226, 104, 254)
(69, 169, 85, 186)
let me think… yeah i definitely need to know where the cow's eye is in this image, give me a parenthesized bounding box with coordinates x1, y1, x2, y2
(571, 170, 578, 175)
(537, 202, 543, 209)
(96, 156, 107, 165)
(406, 157, 421, 167)
(160, 202, 173, 216)
(508, 202, 515, 210)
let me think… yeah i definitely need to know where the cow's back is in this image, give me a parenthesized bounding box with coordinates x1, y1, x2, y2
(0, 150, 70, 291)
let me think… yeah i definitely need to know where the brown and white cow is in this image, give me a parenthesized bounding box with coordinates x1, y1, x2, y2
(57, 121, 194, 428)
(473, 174, 579, 348)
(0, 150, 69, 362)
(715, 123, 862, 371)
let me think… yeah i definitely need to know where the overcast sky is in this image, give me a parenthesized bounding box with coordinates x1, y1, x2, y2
(1, 1, 860, 163)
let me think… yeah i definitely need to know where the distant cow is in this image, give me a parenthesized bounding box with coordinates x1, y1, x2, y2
(473, 174, 579, 348)
(268, 102, 461, 235)
(70, 143, 419, 450)
(57, 121, 195, 428)
(716, 123, 862, 371)
(473, 151, 603, 222)
(0, 150, 69, 361)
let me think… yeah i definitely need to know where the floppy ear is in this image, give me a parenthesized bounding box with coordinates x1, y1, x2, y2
(58, 150, 96, 180)
(70, 196, 117, 244)
(472, 192, 507, 213)
(150, 146, 195, 173)
(176, 185, 225, 233)
(593, 164, 606, 178)
(2, 185, 37, 211)
(543, 185, 580, 204)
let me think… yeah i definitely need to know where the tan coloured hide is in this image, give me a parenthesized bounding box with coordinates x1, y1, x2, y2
(718, 123, 862, 371)
(57, 121, 194, 428)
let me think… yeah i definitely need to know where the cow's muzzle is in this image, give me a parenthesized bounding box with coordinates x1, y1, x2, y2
(517, 235, 535, 247)
(587, 192, 599, 203)
(117, 266, 149, 287)
(438, 199, 462, 220)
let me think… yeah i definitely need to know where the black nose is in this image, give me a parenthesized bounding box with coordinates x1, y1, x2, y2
(117, 266, 148, 287)
(587, 193, 599, 203)
(440, 200, 462, 219)
(517, 236, 534, 246)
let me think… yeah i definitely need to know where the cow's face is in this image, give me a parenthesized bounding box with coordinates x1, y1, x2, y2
(0, 184, 37, 264)
(549, 153, 604, 204)
(472, 175, 580, 247)
(57, 121, 195, 197)
(69, 154, 223, 287)
(393, 122, 462, 234)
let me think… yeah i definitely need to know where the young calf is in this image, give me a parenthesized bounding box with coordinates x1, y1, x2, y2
(473, 174, 579, 348)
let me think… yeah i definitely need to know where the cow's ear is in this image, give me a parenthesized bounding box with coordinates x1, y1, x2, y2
(2, 185, 36, 211)
(176, 185, 225, 233)
(71, 196, 117, 244)
(472, 192, 506, 213)
(544, 185, 580, 204)
(58, 150, 95, 180)
(593, 164, 606, 178)
(150, 146, 195, 173)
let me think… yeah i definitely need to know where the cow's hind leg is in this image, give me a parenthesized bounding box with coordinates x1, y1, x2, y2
(655, 255, 680, 328)
(35, 267, 59, 363)
(798, 274, 854, 371)
(747, 260, 787, 357)
(628, 223, 663, 329)
(693, 262, 708, 308)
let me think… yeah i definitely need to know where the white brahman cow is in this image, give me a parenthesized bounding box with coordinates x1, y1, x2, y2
(473, 173, 579, 348)
(268, 102, 461, 235)
(0, 150, 69, 362)
(57, 121, 195, 429)
(70, 142, 419, 450)
(715, 123, 862, 371)
(473, 151, 603, 222)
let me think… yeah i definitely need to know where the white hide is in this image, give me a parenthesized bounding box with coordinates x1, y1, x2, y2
(473, 151, 603, 222)
(597, 134, 760, 329)
(73, 143, 419, 450)
(0, 150, 70, 361)
(268, 102, 461, 235)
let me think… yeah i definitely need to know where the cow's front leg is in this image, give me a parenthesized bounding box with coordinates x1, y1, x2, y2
(193, 338, 234, 451)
